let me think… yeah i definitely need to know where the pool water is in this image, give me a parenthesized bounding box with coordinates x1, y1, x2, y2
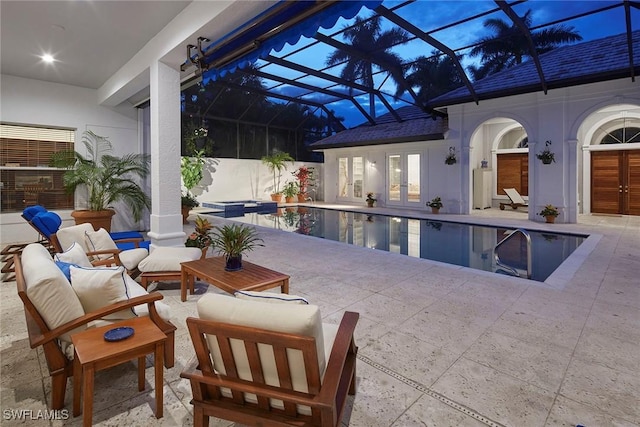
(211, 207, 587, 282)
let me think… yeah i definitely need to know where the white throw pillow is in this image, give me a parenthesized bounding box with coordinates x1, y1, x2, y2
(54, 242, 92, 268)
(70, 266, 136, 320)
(124, 275, 172, 321)
(234, 290, 309, 304)
(84, 228, 118, 260)
(22, 244, 86, 342)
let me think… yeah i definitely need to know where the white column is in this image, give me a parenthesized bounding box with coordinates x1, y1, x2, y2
(566, 139, 579, 223)
(147, 60, 185, 247)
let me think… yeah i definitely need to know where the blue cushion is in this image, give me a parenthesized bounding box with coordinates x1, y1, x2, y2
(31, 211, 62, 236)
(110, 231, 144, 240)
(54, 261, 79, 282)
(115, 240, 151, 251)
(22, 205, 47, 221)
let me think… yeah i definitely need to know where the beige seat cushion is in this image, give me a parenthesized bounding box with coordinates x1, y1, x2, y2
(22, 244, 86, 342)
(138, 246, 202, 272)
(197, 294, 325, 388)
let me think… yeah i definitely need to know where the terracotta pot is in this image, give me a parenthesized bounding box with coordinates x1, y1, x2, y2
(297, 193, 308, 203)
(181, 206, 191, 224)
(545, 215, 556, 223)
(271, 194, 282, 202)
(431, 207, 440, 214)
(71, 209, 115, 232)
(367, 201, 374, 207)
(285, 196, 295, 203)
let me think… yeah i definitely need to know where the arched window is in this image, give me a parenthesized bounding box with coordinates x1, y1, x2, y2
(592, 117, 640, 145)
(600, 127, 640, 144)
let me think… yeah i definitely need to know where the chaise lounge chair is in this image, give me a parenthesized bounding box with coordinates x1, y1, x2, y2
(499, 188, 529, 211)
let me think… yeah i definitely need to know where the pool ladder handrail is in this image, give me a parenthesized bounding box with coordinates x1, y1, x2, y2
(493, 228, 532, 279)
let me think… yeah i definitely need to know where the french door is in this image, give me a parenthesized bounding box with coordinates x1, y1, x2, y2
(387, 153, 422, 207)
(337, 156, 364, 202)
(591, 150, 640, 215)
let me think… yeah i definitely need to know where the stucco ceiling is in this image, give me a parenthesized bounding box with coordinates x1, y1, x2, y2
(0, 0, 191, 89)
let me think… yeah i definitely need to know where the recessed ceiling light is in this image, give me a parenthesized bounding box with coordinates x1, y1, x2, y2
(41, 54, 55, 63)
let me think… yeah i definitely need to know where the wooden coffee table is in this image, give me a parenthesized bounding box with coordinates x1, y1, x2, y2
(180, 256, 290, 301)
(72, 316, 166, 426)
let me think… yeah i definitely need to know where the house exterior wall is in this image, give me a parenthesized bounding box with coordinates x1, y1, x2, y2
(318, 77, 639, 223)
(450, 77, 640, 223)
(0, 74, 140, 242)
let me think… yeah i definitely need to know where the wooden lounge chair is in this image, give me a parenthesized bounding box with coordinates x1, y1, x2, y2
(181, 293, 359, 427)
(15, 243, 176, 410)
(500, 188, 529, 210)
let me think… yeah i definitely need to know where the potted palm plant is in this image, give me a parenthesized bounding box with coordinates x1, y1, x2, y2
(261, 150, 294, 202)
(427, 196, 443, 214)
(209, 223, 264, 271)
(49, 130, 150, 232)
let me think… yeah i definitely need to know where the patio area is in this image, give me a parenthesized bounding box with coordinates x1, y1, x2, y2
(1, 206, 638, 426)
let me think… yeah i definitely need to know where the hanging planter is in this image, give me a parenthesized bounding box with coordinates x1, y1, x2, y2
(536, 140, 556, 164)
(445, 147, 457, 165)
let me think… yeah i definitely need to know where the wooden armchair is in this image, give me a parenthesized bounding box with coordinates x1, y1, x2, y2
(15, 247, 176, 410)
(181, 293, 359, 427)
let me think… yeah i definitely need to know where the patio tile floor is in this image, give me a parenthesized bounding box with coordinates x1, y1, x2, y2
(1, 205, 638, 426)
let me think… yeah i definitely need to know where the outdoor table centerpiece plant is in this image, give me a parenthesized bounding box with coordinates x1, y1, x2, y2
(427, 196, 443, 214)
(209, 223, 265, 271)
(538, 204, 560, 223)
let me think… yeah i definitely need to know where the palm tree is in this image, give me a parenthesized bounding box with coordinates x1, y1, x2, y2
(326, 15, 409, 118)
(468, 9, 582, 80)
(405, 51, 466, 104)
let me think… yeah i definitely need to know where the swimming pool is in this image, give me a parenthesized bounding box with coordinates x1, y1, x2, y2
(209, 207, 587, 282)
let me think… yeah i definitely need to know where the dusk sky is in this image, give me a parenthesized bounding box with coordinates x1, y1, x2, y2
(243, 0, 638, 128)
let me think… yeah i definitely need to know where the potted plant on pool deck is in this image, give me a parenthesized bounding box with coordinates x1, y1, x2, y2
(209, 223, 265, 271)
(292, 165, 314, 202)
(427, 196, 443, 214)
(49, 130, 150, 232)
(282, 181, 299, 203)
(185, 216, 214, 256)
(366, 192, 377, 207)
(538, 204, 560, 223)
(261, 150, 294, 202)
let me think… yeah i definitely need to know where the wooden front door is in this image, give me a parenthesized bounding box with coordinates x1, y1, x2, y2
(591, 150, 640, 215)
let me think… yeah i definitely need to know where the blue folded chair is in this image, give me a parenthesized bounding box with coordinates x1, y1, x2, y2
(23, 206, 149, 251)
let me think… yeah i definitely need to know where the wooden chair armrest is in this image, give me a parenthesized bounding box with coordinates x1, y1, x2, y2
(112, 237, 144, 248)
(30, 293, 164, 348)
(316, 311, 359, 402)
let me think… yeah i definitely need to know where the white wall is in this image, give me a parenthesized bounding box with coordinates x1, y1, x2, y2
(0, 74, 140, 243)
(187, 158, 323, 205)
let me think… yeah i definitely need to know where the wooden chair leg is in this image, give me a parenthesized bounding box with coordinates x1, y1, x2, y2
(164, 330, 175, 368)
(50, 371, 69, 410)
(193, 407, 207, 427)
